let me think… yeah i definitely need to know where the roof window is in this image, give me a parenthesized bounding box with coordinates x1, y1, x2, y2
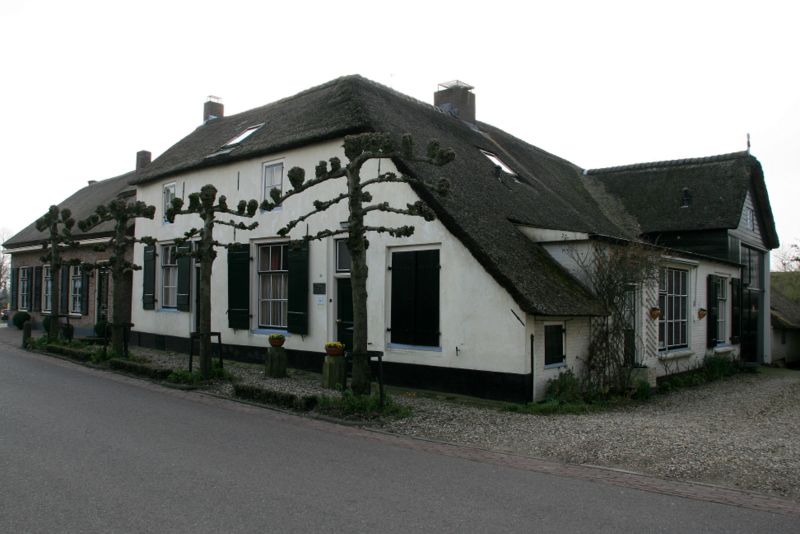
(223, 124, 263, 147)
(480, 150, 516, 175)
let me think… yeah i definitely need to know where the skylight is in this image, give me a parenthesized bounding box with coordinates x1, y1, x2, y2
(480, 150, 516, 175)
(223, 124, 263, 147)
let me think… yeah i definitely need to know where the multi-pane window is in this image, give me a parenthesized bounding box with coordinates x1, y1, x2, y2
(70, 266, 82, 314)
(336, 239, 351, 272)
(43, 266, 52, 312)
(714, 277, 727, 345)
(163, 183, 176, 222)
(161, 245, 177, 308)
(742, 246, 762, 290)
(658, 267, 688, 350)
(19, 268, 30, 311)
(544, 324, 566, 366)
(263, 162, 284, 202)
(258, 243, 288, 328)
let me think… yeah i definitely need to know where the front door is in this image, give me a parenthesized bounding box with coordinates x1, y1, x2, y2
(336, 278, 353, 351)
(96, 269, 109, 322)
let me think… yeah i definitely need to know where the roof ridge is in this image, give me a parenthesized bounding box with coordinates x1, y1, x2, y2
(585, 151, 750, 175)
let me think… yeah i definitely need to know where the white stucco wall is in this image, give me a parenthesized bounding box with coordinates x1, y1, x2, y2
(132, 138, 529, 374)
(526, 315, 591, 401)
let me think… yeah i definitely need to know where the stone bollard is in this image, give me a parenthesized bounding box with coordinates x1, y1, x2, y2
(321, 355, 347, 390)
(22, 321, 32, 349)
(265, 346, 287, 378)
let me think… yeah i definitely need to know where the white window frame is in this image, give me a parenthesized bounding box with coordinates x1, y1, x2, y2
(262, 161, 284, 206)
(43, 265, 52, 312)
(19, 267, 31, 311)
(161, 244, 177, 309)
(716, 278, 728, 345)
(163, 182, 176, 222)
(335, 239, 351, 273)
(69, 265, 82, 315)
(257, 242, 288, 329)
(658, 267, 689, 350)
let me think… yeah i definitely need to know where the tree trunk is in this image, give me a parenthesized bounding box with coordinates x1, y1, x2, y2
(49, 243, 61, 340)
(198, 220, 214, 379)
(110, 267, 125, 356)
(347, 168, 371, 395)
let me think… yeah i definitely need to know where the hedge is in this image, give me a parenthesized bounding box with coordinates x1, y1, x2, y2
(108, 358, 173, 380)
(45, 344, 92, 362)
(233, 384, 317, 411)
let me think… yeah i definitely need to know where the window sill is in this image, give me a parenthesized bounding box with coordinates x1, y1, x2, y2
(544, 362, 567, 370)
(252, 328, 289, 336)
(658, 349, 693, 361)
(386, 343, 441, 353)
(157, 308, 180, 313)
(713, 344, 736, 355)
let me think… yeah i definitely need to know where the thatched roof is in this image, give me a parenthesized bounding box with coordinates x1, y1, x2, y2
(130, 75, 778, 316)
(772, 272, 800, 330)
(4, 172, 135, 249)
(585, 152, 779, 249)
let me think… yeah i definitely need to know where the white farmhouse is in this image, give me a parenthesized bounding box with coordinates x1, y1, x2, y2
(128, 76, 778, 401)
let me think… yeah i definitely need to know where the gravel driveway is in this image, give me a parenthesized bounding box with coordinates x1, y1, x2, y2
(382, 370, 800, 501)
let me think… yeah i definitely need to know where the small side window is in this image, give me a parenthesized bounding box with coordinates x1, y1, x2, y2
(163, 183, 176, 222)
(336, 239, 351, 272)
(544, 324, 565, 366)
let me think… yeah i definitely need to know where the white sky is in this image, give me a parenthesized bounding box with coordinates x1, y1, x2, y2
(1, 0, 798, 259)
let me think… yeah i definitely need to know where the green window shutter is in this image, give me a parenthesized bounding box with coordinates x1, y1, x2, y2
(390, 250, 440, 346)
(10, 267, 17, 310)
(142, 245, 156, 310)
(81, 269, 90, 316)
(287, 240, 309, 335)
(390, 251, 415, 344)
(176, 243, 192, 312)
(227, 243, 250, 329)
(60, 267, 69, 313)
(707, 275, 718, 348)
(32, 266, 42, 312)
(730, 278, 741, 344)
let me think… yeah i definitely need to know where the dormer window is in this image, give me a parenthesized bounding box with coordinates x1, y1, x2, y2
(480, 149, 516, 175)
(224, 124, 263, 147)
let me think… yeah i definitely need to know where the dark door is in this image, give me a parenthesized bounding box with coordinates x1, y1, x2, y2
(622, 285, 637, 366)
(336, 278, 353, 351)
(96, 269, 109, 322)
(741, 290, 760, 363)
(194, 262, 200, 331)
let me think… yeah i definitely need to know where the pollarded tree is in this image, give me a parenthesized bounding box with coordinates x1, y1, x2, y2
(78, 198, 156, 356)
(35, 206, 80, 339)
(262, 132, 454, 395)
(167, 185, 259, 378)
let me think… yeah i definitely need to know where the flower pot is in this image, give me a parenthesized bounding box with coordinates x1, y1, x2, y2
(325, 346, 344, 357)
(269, 338, 285, 348)
(649, 307, 662, 320)
(697, 308, 707, 320)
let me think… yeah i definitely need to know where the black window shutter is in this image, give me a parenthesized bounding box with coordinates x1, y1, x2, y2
(730, 278, 741, 344)
(227, 244, 250, 330)
(32, 266, 42, 312)
(60, 267, 69, 313)
(390, 250, 440, 346)
(414, 250, 440, 346)
(390, 252, 416, 344)
(142, 245, 156, 310)
(10, 267, 17, 310)
(287, 241, 309, 335)
(81, 269, 90, 316)
(706, 275, 718, 348)
(544, 324, 565, 365)
(176, 243, 192, 312)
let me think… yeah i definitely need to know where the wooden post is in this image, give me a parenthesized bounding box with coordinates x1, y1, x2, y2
(322, 355, 347, 390)
(265, 346, 287, 378)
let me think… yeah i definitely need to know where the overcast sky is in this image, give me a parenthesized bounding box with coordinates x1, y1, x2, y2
(1, 0, 798, 259)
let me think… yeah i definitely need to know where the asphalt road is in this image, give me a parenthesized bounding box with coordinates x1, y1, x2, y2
(1, 336, 797, 533)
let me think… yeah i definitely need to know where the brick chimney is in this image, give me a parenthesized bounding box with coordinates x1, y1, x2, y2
(203, 95, 224, 122)
(434, 81, 475, 123)
(136, 150, 151, 170)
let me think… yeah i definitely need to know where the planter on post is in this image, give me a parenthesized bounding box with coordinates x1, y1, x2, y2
(321, 342, 346, 390)
(265, 347, 288, 378)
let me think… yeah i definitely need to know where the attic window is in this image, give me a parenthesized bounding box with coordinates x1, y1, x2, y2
(480, 150, 516, 175)
(223, 124, 263, 147)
